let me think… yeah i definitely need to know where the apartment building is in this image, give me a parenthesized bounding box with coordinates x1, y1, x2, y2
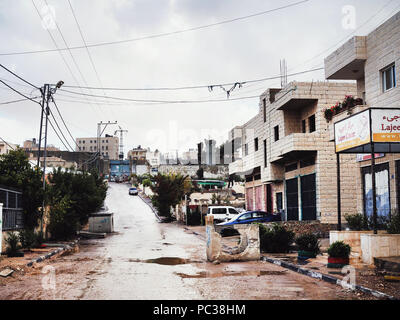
(128, 146, 147, 162)
(0, 140, 18, 155)
(229, 81, 359, 224)
(75, 136, 119, 160)
(324, 11, 400, 217)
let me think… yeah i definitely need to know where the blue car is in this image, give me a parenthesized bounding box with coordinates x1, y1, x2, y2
(217, 210, 281, 226)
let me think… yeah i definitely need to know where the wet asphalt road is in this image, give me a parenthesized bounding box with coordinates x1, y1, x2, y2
(0, 182, 368, 300)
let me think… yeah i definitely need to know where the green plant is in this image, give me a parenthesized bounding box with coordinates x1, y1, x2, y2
(345, 213, 369, 231)
(259, 223, 295, 253)
(48, 196, 79, 240)
(18, 229, 43, 250)
(327, 241, 351, 258)
(295, 233, 321, 255)
(5, 231, 21, 256)
(387, 211, 400, 234)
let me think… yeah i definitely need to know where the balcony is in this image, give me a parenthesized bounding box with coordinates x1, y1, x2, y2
(229, 159, 243, 175)
(270, 133, 318, 164)
(325, 36, 367, 80)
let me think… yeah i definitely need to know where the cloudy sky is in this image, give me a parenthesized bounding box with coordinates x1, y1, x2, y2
(1, 0, 399, 156)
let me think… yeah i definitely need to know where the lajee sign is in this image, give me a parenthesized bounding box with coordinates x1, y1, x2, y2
(371, 109, 400, 142)
(335, 109, 370, 152)
(335, 108, 400, 152)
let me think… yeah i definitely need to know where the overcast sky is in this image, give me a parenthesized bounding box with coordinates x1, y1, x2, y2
(1, 0, 399, 156)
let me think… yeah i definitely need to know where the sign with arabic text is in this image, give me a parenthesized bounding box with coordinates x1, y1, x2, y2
(335, 110, 371, 152)
(371, 109, 400, 142)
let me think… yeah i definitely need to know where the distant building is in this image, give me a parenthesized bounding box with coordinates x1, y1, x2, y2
(0, 140, 18, 155)
(29, 156, 77, 169)
(127, 145, 147, 162)
(181, 148, 198, 164)
(75, 136, 119, 160)
(146, 149, 161, 167)
(22, 138, 59, 152)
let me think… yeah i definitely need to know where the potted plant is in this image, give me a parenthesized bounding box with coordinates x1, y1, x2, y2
(295, 233, 321, 259)
(5, 231, 24, 257)
(327, 241, 351, 268)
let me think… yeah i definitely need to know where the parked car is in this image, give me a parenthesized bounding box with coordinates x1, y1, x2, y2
(129, 187, 138, 195)
(217, 210, 281, 226)
(206, 206, 240, 222)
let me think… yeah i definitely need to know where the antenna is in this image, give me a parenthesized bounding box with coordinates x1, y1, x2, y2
(280, 59, 288, 88)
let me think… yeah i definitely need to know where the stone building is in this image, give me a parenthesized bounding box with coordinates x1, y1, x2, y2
(75, 136, 119, 160)
(324, 11, 400, 217)
(229, 81, 359, 224)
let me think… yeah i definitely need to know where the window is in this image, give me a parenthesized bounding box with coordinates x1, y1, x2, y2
(238, 213, 252, 221)
(302, 119, 306, 133)
(79, 140, 81, 144)
(229, 208, 239, 215)
(382, 64, 396, 92)
(106, 146, 108, 150)
(263, 98, 267, 122)
(309, 115, 316, 133)
(82, 146, 85, 151)
(83, 140, 85, 143)
(79, 147, 81, 151)
(90, 140, 92, 144)
(254, 138, 259, 151)
(263, 139, 267, 167)
(245, 143, 248, 156)
(274, 126, 279, 141)
(253, 211, 266, 218)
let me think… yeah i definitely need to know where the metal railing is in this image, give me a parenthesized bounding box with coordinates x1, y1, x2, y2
(2, 208, 24, 230)
(0, 186, 24, 230)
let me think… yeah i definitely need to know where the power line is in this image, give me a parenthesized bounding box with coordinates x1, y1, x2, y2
(51, 97, 80, 149)
(61, 67, 324, 92)
(0, 96, 40, 105)
(0, 78, 41, 105)
(57, 67, 324, 104)
(0, 63, 40, 89)
(1, 0, 310, 56)
(47, 116, 73, 152)
(0, 137, 15, 150)
(31, 0, 102, 115)
(67, 0, 106, 96)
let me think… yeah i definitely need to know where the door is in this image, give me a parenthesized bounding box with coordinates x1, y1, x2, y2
(301, 173, 317, 221)
(255, 186, 263, 210)
(266, 184, 273, 213)
(286, 178, 299, 221)
(246, 188, 254, 211)
(276, 192, 283, 212)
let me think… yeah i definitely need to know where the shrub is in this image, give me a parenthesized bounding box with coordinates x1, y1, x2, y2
(18, 229, 43, 250)
(327, 241, 351, 258)
(295, 233, 320, 255)
(387, 211, 400, 234)
(259, 223, 295, 253)
(345, 213, 368, 231)
(5, 231, 21, 256)
(48, 196, 79, 240)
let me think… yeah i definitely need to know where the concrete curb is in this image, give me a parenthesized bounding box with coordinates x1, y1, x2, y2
(26, 240, 79, 267)
(262, 256, 397, 300)
(138, 192, 162, 222)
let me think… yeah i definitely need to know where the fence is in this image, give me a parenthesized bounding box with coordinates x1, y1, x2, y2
(0, 186, 24, 230)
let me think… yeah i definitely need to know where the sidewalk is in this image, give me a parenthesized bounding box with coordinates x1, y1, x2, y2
(262, 252, 400, 300)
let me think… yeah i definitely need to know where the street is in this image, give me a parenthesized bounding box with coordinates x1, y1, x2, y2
(0, 183, 368, 300)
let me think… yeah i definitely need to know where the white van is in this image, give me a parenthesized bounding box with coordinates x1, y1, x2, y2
(207, 206, 240, 222)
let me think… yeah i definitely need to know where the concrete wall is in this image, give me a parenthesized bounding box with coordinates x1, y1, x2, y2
(361, 233, 400, 264)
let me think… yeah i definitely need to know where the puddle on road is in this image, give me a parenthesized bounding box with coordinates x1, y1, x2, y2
(129, 257, 188, 265)
(175, 270, 287, 279)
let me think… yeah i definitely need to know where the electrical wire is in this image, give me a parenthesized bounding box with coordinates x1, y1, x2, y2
(0, 0, 310, 56)
(51, 97, 80, 149)
(0, 78, 41, 105)
(0, 63, 40, 89)
(47, 116, 73, 152)
(48, 107, 74, 151)
(61, 67, 324, 92)
(0, 96, 40, 105)
(0, 137, 16, 150)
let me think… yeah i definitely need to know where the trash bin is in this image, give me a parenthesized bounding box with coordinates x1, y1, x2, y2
(89, 213, 114, 233)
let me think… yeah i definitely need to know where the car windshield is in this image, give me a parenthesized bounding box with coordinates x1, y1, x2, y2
(237, 213, 252, 221)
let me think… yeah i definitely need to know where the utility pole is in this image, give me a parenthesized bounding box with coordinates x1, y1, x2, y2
(97, 121, 117, 172)
(37, 81, 64, 235)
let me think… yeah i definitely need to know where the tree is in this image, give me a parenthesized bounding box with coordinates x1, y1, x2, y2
(0, 149, 43, 230)
(150, 173, 190, 219)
